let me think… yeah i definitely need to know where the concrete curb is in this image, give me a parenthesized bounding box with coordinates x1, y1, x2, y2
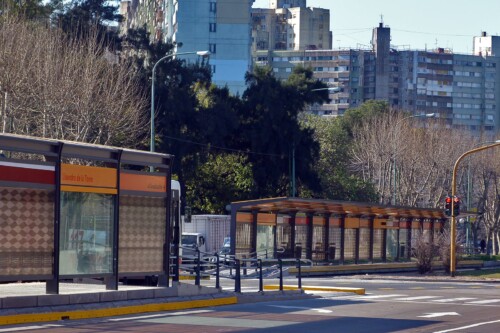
(0, 295, 237, 326)
(264, 285, 365, 295)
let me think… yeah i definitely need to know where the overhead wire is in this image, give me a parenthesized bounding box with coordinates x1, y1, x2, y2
(162, 135, 285, 157)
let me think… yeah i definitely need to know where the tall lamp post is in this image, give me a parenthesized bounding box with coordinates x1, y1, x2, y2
(150, 50, 210, 153)
(450, 140, 500, 277)
(392, 113, 435, 205)
(290, 87, 340, 197)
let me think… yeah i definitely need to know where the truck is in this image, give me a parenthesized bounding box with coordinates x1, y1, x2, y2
(181, 215, 231, 264)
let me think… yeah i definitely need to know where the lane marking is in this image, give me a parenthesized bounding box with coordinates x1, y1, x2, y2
(394, 296, 439, 301)
(434, 319, 500, 333)
(109, 309, 211, 321)
(432, 297, 476, 303)
(0, 324, 62, 332)
(268, 305, 332, 313)
(419, 312, 460, 318)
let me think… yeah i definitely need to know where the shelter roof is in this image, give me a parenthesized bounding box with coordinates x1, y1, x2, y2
(230, 197, 445, 219)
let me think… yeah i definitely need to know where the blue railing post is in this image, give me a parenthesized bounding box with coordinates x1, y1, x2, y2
(215, 253, 220, 289)
(296, 258, 302, 289)
(278, 258, 283, 291)
(258, 259, 263, 292)
(235, 259, 241, 292)
(195, 248, 201, 286)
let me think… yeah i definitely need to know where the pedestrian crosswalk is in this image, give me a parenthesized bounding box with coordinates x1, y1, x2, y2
(324, 293, 500, 306)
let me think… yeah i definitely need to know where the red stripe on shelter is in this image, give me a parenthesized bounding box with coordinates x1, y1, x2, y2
(0, 165, 55, 185)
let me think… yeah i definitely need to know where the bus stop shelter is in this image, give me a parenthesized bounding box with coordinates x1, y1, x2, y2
(0, 134, 175, 294)
(229, 197, 447, 264)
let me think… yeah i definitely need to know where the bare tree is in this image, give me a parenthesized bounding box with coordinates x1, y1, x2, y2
(0, 15, 147, 147)
(351, 110, 467, 208)
(473, 148, 500, 254)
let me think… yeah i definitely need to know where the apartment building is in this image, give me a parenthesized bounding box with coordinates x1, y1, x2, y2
(252, 0, 331, 52)
(120, 0, 253, 95)
(255, 23, 500, 134)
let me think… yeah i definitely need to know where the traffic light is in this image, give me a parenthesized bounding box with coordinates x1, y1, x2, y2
(444, 196, 452, 216)
(453, 196, 461, 216)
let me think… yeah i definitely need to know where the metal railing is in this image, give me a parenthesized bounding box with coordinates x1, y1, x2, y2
(177, 247, 309, 293)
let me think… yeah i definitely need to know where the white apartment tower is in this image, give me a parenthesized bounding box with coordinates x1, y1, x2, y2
(252, 0, 331, 51)
(473, 32, 500, 57)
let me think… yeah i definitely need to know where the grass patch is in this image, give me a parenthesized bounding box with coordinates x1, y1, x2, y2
(458, 268, 500, 279)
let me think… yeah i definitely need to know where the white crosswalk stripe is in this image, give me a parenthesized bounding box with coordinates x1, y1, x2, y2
(359, 294, 407, 299)
(466, 299, 500, 304)
(330, 293, 500, 306)
(393, 296, 439, 301)
(432, 297, 477, 303)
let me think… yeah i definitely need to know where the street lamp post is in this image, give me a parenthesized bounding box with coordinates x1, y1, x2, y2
(289, 87, 340, 197)
(150, 50, 210, 153)
(450, 140, 500, 277)
(392, 113, 435, 205)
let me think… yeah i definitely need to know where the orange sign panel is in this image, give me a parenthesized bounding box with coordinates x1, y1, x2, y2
(236, 212, 252, 223)
(313, 216, 325, 225)
(120, 173, 167, 193)
(61, 164, 116, 188)
(257, 213, 276, 225)
(345, 217, 360, 229)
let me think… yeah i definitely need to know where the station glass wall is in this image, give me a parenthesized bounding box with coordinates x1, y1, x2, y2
(59, 192, 114, 275)
(256, 225, 274, 257)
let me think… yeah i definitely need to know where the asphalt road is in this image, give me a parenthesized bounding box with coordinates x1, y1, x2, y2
(2, 276, 500, 332)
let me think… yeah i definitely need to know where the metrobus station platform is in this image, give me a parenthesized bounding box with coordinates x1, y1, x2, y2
(0, 280, 318, 326)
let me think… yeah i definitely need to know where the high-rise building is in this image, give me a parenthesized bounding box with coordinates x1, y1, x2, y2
(473, 32, 500, 57)
(252, 0, 331, 52)
(120, 0, 253, 95)
(254, 23, 500, 135)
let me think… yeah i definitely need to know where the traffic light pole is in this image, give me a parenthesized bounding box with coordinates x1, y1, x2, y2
(450, 141, 500, 277)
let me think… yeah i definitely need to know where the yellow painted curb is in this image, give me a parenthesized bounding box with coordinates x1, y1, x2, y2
(0, 296, 237, 326)
(263, 285, 365, 295)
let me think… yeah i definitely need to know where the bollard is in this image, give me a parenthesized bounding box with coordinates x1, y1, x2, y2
(243, 255, 247, 276)
(195, 248, 201, 286)
(328, 245, 336, 262)
(215, 253, 220, 289)
(235, 259, 241, 293)
(296, 258, 302, 289)
(258, 259, 263, 292)
(278, 258, 283, 291)
(295, 245, 302, 259)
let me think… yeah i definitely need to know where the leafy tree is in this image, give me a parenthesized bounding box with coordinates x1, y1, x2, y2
(0, 0, 53, 21)
(186, 153, 253, 214)
(239, 66, 329, 198)
(50, 0, 122, 47)
(303, 113, 377, 202)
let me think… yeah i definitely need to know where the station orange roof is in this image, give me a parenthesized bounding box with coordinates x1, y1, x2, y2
(230, 197, 446, 219)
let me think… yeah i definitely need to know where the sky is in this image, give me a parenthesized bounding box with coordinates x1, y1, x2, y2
(252, 0, 500, 54)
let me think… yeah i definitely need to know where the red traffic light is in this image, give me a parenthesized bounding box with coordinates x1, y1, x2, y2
(445, 197, 452, 203)
(453, 196, 460, 203)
